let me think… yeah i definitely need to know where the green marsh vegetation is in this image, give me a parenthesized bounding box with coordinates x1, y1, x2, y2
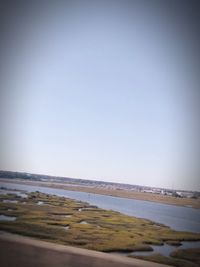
(0, 192, 199, 266)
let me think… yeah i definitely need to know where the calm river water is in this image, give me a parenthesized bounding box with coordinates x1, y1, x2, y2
(1, 182, 200, 233)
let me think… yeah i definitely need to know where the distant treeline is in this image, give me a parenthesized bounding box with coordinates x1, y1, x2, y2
(0, 170, 47, 181)
(0, 170, 126, 186)
(0, 170, 137, 188)
(0, 170, 104, 185)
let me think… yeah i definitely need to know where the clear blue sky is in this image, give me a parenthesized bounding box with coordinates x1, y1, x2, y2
(1, 1, 199, 191)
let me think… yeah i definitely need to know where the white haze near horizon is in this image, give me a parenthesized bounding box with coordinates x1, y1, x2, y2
(0, 2, 199, 191)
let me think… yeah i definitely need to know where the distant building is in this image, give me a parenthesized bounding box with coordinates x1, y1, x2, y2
(176, 191, 195, 198)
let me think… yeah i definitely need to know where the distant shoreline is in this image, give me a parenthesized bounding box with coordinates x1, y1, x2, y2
(1, 178, 200, 209)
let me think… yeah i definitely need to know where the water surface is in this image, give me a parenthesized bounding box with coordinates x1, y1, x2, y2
(0, 215, 16, 221)
(132, 241, 200, 257)
(0, 182, 200, 233)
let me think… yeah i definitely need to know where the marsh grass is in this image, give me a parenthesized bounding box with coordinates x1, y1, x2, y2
(0, 191, 199, 266)
(130, 252, 200, 267)
(171, 248, 200, 265)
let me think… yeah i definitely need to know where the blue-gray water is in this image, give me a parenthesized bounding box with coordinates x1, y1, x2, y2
(0, 182, 200, 233)
(0, 215, 16, 221)
(112, 241, 200, 257)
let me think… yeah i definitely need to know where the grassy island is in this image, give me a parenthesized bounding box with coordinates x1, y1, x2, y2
(0, 191, 199, 266)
